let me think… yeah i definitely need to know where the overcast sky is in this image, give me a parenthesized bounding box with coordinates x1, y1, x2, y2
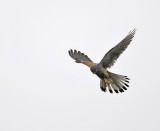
(0, 0, 160, 131)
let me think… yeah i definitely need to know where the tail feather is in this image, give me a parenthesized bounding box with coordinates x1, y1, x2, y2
(100, 71, 130, 93)
(100, 79, 106, 92)
(110, 82, 119, 93)
(110, 74, 126, 91)
(108, 84, 113, 93)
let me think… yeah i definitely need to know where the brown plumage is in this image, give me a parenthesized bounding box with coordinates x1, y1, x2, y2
(68, 29, 136, 93)
(68, 49, 96, 67)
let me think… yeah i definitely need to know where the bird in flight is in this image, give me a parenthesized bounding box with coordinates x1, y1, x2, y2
(68, 29, 136, 93)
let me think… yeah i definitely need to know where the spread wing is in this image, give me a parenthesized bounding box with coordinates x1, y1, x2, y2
(99, 29, 136, 68)
(68, 49, 95, 67)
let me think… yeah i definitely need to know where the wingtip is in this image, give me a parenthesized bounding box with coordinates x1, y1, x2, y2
(130, 28, 136, 34)
(133, 28, 137, 31)
(68, 49, 71, 53)
(128, 28, 136, 34)
(68, 49, 73, 53)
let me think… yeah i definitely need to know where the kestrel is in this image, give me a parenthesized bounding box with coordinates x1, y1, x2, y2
(68, 29, 136, 93)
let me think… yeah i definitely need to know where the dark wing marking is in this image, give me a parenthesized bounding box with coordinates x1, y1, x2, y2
(68, 49, 95, 67)
(99, 28, 136, 68)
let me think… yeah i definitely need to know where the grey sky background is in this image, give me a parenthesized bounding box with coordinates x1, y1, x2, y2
(0, 0, 160, 131)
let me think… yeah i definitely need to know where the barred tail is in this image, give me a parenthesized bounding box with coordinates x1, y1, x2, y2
(100, 71, 130, 93)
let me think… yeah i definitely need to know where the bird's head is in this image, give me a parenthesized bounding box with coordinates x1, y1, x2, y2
(90, 64, 98, 74)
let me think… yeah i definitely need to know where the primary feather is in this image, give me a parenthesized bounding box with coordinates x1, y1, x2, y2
(99, 29, 136, 68)
(68, 49, 95, 67)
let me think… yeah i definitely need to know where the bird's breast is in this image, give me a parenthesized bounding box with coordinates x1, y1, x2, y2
(95, 67, 109, 79)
